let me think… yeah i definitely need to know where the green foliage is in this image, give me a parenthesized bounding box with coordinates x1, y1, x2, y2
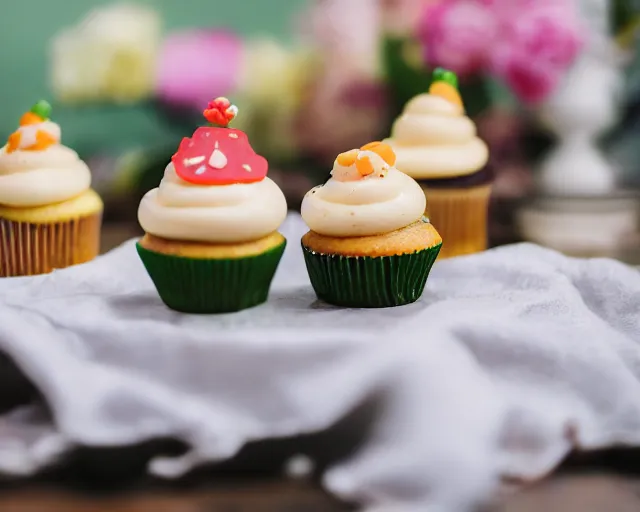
(612, 0, 640, 34)
(381, 35, 492, 119)
(458, 77, 492, 118)
(381, 36, 432, 119)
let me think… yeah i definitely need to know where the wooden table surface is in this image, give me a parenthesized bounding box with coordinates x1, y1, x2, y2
(1, 226, 628, 510)
(1, 472, 640, 511)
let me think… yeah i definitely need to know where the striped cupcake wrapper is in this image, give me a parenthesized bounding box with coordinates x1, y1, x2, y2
(0, 213, 102, 277)
(137, 239, 287, 314)
(302, 243, 442, 308)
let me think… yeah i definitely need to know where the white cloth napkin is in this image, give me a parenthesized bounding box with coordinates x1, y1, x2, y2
(0, 213, 640, 511)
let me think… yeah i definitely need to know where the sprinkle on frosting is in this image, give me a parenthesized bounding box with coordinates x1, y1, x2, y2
(203, 97, 238, 127)
(332, 142, 397, 182)
(6, 100, 60, 154)
(171, 100, 267, 186)
(428, 68, 463, 109)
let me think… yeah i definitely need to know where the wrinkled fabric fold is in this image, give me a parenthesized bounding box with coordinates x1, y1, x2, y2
(0, 214, 639, 511)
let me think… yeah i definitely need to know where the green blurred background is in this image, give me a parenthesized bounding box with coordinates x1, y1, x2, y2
(1, 0, 639, 256)
(0, 0, 304, 153)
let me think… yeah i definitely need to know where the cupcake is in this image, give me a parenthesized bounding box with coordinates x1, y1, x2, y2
(136, 98, 288, 314)
(301, 141, 442, 308)
(0, 100, 103, 277)
(384, 68, 491, 259)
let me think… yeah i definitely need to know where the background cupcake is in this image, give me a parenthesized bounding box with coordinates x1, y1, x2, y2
(384, 69, 490, 259)
(0, 101, 103, 277)
(301, 141, 442, 308)
(136, 98, 288, 314)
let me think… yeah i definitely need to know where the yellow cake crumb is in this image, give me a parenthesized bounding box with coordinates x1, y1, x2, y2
(139, 231, 286, 259)
(302, 220, 442, 257)
(0, 189, 104, 224)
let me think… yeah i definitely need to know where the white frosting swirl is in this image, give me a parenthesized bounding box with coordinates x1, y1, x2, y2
(138, 163, 288, 243)
(384, 94, 489, 180)
(301, 159, 426, 238)
(0, 140, 92, 207)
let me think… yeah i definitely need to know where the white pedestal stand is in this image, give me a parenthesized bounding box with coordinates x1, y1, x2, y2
(517, 1, 640, 259)
(518, 195, 640, 258)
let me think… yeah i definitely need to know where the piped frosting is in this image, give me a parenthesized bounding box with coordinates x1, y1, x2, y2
(384, 69, 489, 180)
(0, 100, 92, 207)
(301, 142, 426, 237)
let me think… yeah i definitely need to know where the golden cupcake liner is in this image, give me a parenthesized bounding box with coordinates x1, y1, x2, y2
(420, 184, 492, 260)
(0, 213, 102, 277)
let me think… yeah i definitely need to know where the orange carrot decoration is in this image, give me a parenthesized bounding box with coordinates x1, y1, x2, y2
(335, 142, 398, 178)
(19, 112, 43, 126)
(6, 132, 21, 153)
(336, 149, 359, 167)
(360, 141, 396, 167)
(428, 68, 463, 109)
(6, 100, 56, 153)
(33, 130, 58, 150)
(355, 156, 375, 176)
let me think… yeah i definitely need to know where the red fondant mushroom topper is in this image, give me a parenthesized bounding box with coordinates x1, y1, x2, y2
(172, 98, 268, 185)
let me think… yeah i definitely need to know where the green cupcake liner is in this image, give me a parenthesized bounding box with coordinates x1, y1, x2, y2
(136, 240, 286, 314)
(302, 243, 442, 308)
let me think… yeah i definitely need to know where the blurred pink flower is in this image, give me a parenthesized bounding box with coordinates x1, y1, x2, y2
(418, 0, 584, 104)
(293, 72, 390, 163)
(417, 0, 498, 77)
(380, 0, 436, 35)
(302, 0, 380, 75)
(156, 29, 243, 110)
(490, 4, 583, 104)
(293, 0, 390, 161)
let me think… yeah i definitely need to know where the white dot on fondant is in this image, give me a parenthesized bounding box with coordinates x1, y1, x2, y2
(184, 156, 205, 167)
(209, 149, 228, 169)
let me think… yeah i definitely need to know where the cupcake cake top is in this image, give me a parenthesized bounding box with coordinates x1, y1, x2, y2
(0, 100, 92, 207)
(384, 69, 489, 180)
(301, 142, 426, 237)
(138, 98, 287, 243)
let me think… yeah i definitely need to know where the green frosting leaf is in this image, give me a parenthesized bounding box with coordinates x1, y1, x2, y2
(432, 68, 459, 89)
(30, 100, 52, 120)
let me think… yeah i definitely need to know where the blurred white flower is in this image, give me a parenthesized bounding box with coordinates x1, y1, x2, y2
(156, 29, 312, 161)
(50, 3, 161, 104)
(291, 0, 391, 162)
(302, 0, 382, 76)
(234, 39, 314, 160)
(380, 0, 435, 37)
(240, 39, 310, 108)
